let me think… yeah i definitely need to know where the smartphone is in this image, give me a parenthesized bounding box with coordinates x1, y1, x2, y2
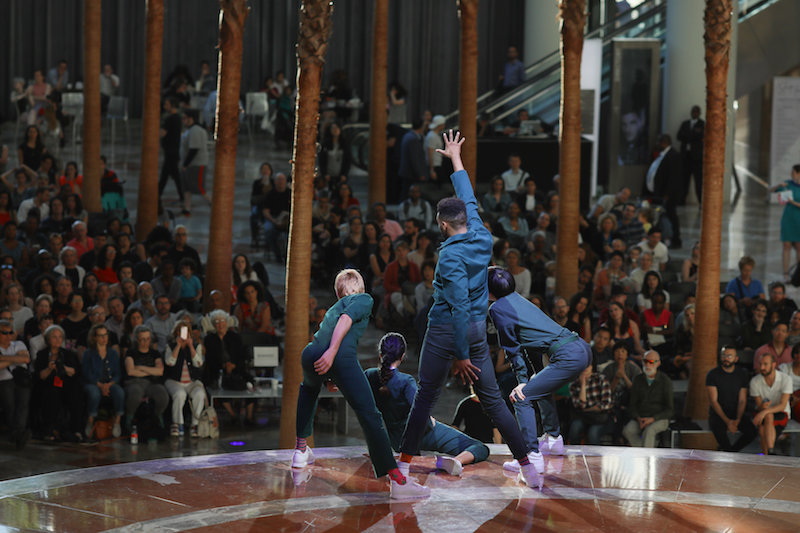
(180, 326, 188, 340)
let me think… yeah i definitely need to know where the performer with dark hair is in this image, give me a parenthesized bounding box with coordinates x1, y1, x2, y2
(365, 332, 489, 476)
(487, 266, 592, 471)
(397, 130, 537, 488)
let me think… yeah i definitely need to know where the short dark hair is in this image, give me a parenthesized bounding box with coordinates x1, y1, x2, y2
(488, 266, 515, 298)
(436, 197, 467, 228)
(184, 109, 199, 122)
(769, 281, 786, 292)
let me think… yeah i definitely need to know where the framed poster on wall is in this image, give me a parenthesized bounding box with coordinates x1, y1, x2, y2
(608, 39, 662, 196)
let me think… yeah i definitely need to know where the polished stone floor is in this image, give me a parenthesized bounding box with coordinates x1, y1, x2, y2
(1, 121, 799, 531)
(1, 446, 800, 532)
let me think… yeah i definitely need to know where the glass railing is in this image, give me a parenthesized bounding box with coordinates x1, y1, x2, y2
(445, 0, 668, 128)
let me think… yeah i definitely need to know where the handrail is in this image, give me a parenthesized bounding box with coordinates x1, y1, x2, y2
(446, 0, 666, 125)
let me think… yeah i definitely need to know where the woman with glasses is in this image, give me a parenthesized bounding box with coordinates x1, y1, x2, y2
(34, 325, 84, 441)
(82, 324, 123, 439)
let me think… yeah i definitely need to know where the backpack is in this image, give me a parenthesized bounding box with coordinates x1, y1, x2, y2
(197, 405, 219, 439)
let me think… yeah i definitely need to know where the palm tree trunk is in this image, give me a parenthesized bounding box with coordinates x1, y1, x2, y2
(279, 0, 334, 450)
(82, 0, 102, 213)
(555, 0, 586, 299)
(135, 0, 164, 241)
(458, 0, 478, 187)
(368, 0, 388, 206)
(686, 0, 733, 421)
(204, 0, 249, 313)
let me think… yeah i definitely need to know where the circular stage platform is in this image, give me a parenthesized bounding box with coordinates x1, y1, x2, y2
(0, 445, 798, 532)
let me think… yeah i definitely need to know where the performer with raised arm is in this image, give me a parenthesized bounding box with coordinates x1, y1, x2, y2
(488, 266, 592, 467)
(292, 269, 429, 499)
(397, 130, 539, 488)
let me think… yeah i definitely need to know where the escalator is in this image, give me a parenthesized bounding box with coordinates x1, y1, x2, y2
(348, 0, 788, 171)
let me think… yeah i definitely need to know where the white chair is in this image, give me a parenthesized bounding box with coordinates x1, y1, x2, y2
(61, 92, 84, 153)
(105, 96, 129, 159)
(245, 92, 269, 142)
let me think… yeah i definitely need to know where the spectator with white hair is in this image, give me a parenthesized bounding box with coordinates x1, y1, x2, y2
(66, 220, 94, 260)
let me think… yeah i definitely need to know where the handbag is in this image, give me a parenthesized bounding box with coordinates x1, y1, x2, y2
(11, 366, 32, 389)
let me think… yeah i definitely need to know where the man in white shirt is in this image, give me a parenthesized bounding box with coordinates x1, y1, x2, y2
(749, 352, 793, 455)
(501, 154, 530, 193)
(99, 64, 120, 113)
(637, 227, 669, 271)
(16, 187, 50, 223)
(0, 319, 31, 449)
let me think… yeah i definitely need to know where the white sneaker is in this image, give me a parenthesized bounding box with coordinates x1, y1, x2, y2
(518, 462, 543, 489)
(390, 479, 431, 499)
(502, 451, 544, 474)
(538, 434, 564, 455)
(112, 421, 121, 438)
(435, 456, 463, 476)
(291, 447, 315, 468)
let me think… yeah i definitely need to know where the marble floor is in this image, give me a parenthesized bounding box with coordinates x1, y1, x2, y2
(1, 446, 800, 532)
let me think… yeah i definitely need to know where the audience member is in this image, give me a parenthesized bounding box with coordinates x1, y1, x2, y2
(706, 346, 757, 452)
(568, 359, 613, 445)
(623, 349, 673, 447)
(145, 295, 177, 352)
(34, 325, 84, 442)
(753, 322, 793, 370)
(740, 299, 771, 350)
(636, 227, 668, 271)
(123, 325, 169, 430)
(82, 324, 124, 439)
(0, 319, 31, 449)
(750, 352, 792, 455)
(164, 321, 207, 438)
(725, 256, 765, 310)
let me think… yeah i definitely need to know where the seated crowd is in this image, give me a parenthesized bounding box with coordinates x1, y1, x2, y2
(0, 155, 286, 447)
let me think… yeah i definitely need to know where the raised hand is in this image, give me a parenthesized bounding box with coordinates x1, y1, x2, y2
(435, 129, 466, 162)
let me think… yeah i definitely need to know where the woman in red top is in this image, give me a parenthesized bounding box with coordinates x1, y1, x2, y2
(641, 290, 674, 354)
(233, 280, 275, 335)
(335, 183, 359, 211)
(0, 191, 14, 227)
(59, 161, 83, 196)
(93, 244, 119, 284)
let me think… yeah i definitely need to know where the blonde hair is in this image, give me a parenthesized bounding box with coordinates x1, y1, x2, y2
(334, 269, 365, 298)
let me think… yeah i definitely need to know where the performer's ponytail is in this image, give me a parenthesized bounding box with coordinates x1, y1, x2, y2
(378, 332, 406, 395)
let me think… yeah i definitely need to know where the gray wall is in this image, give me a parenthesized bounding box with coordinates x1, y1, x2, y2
(2, 0, 525, 125)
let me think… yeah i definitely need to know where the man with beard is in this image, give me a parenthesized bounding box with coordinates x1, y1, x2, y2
(706, 346, 757, 452)
(397, 131, 538, 489)
(750, 352, 792, 455)
(622, 349, 673, 447)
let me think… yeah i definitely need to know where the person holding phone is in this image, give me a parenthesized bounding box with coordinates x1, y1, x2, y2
(164, 321, 206, 438)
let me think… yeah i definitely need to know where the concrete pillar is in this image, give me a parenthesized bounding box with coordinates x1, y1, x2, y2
(663, 0, 705, 157)
(524, 0, 560, 66)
